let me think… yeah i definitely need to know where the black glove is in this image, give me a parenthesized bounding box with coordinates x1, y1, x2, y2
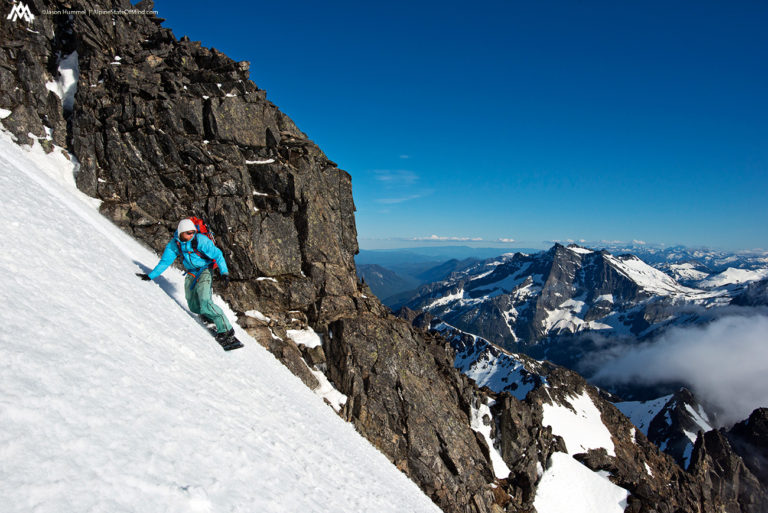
(221, 274, 230, 288)
(136, 273, 152, 281)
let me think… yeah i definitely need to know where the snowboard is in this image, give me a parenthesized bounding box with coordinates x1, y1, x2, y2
(199, 317, 243, 351)
(220, 337, 244, 351)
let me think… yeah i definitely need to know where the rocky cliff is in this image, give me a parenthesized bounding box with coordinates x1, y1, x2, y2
(2, 2, 765, 512)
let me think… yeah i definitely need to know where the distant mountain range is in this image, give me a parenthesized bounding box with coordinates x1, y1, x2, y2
(594, 242, 768, 272)
(358, 243, 768, 308)
(356, 253, 483, 305)
(355, 264, 422, 301)
(388, 243, 767, 371)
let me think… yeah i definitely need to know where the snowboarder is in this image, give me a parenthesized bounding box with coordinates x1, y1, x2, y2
(136, 218, 242, 350)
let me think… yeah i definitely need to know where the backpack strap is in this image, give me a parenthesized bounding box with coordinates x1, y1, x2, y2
(175, 233, 219, 277)
(192, 234, 216, 264)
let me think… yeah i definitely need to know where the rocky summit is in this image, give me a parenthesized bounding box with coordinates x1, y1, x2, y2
(2, 1, 767, 512)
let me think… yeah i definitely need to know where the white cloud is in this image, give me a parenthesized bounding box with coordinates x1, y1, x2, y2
(372, 169, 418, 186)
(411, 235, 484, 242)
(497, 238, 516, 243)
(591, 312, 768, 426)
(375, 194, 422, 204)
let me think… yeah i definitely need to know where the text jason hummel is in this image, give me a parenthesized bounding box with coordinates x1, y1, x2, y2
(40, 9, 159, 16)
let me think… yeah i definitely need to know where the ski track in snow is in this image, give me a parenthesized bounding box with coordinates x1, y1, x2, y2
(0, 131, 441, 513)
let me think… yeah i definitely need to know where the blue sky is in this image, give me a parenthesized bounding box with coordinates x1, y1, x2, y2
(156, 1, 768, 251)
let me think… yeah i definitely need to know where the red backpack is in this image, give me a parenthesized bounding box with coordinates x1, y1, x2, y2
(176, 216, 219, 271)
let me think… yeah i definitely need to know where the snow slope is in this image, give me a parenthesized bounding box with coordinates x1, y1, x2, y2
(533, 452, 629, 513)
(604, 254, 696, 296)
(0, 131, 440, 513)
(541, 391, 616, 457)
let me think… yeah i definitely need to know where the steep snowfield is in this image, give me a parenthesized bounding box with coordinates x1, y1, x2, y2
(533, 452, 629, 513)
(604, 254, 695, 296)
(541, 392, 616, 457)
(0, 131, 441, 513)
(535, 393, 629, 512)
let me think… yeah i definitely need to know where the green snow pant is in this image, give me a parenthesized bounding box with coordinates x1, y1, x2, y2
(185, 269, 232, 334)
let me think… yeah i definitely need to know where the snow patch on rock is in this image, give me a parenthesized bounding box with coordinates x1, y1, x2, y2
(542, 391, 616, 456)
(287, 328, 323, 349)
(469, 399, 511, 479)
(534, 452, 629, 513)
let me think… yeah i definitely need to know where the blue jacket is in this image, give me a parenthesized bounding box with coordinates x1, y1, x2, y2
(148, 232, 229, 280)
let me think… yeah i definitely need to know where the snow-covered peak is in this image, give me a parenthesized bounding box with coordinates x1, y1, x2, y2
(567, 244, 594, 255)
(698, 267, 768, 289)
(664, 262, 710, 283)
(614, 389, 715, 469)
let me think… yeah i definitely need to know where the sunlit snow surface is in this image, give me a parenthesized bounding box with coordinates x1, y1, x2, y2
(469, 399, 511, 479)
(604, 254, 696, 296)
(667, 263, 709, 282)
(45, 51, 79, 111)
(533, 452, 629, 513)
(0, 131, 440, 513)
(541, 391, 616, 456)
(567, 246, 594, 255)
(286, 327, 323, 349)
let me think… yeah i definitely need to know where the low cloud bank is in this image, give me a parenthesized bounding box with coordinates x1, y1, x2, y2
(590, 311, 768, 426)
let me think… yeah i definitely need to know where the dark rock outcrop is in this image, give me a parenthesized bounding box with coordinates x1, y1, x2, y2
(324, 314, 500, 512)
(644, 388, 713, 469)
(395, 306, 435, 330)
(727, 408, 768, 487)
(731, 278, 768, 306)
(689, 428, 768, 513)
